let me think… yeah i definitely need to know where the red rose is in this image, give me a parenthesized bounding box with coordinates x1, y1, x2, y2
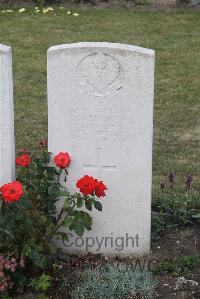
(76, 175, 107, 198)
(54, 152, 71, 169)
(76, 175, 98, 196)
(16, 154, 31, 167)
(1, 181, 24, 203)
(95, 181, 107, 198)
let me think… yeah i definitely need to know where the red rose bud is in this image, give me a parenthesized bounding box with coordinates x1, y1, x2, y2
(76, 175, 99, 196)
(18, 148, 29, 154)
(39, 139, 48, 149)
(1, 181, 24, 203)
(95, 181, 107, 198)
(54, 152, 71, 169)
(16, 154, 31, 167)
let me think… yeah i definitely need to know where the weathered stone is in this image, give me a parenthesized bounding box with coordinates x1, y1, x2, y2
(0, 44, 15, 186)
(48, 42, 155, 256)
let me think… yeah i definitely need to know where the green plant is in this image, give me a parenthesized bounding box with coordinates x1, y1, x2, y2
(61, 264, 155, 299)
(151, 211, 169, 241)
(153, 255, 199, 278)
(0, 293, 11, 299)
(29, 273, 51, 292)
(152, 173, 200, 240)
(0, 148, 107, 294)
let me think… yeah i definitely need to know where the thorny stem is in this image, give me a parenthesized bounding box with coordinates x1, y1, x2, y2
(57, 169, 62, 184)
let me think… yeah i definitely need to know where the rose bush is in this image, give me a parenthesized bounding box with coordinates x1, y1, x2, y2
(0, 145, 107, 295)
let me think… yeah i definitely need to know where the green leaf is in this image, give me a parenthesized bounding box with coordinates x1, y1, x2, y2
(77, 197, 84, 208)
(46, 166, 58, 178)
(57, 231, 69, 241)
(38, 274, 51, 291)
(93, 200, 102, 212)
(30, 250, 47, 269)
(64, 198, 70, 209)
(62, 217, 73, 228)
(82, 212, 92, 230)
(49, 185, 60, 198)
(85, 200, 92, 211)
(73, 222, 84, 236)
(60, 190, 70, 197)
(20, 196, 32, 209)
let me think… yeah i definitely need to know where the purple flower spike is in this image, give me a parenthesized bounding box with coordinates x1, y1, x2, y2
(169, 172, 175, 183)
(186, 175, 193, 190)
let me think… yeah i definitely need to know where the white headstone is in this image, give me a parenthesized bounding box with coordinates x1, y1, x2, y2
(48, 42, 155, 256)
(0, 44, 15, 186)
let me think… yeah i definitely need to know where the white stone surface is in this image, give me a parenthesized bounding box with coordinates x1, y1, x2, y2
(0, 44, 15, 186)
(48, 42, 155, 256)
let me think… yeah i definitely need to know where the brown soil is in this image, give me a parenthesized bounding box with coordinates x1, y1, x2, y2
(151, 225, 200, 298)
(55, 225, 200, 298)
(14, 225, 200, 298)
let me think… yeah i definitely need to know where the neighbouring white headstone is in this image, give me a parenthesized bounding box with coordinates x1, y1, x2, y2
(48, 42, 155, 256)
(0, 44, 15, 187)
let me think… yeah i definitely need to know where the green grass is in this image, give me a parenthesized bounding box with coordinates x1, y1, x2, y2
(0, 8, 200, 188)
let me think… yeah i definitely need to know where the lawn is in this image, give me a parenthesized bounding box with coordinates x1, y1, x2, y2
(0, 8, 200, 188)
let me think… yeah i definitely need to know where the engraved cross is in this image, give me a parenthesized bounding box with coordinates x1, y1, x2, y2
(83, 147, 116, 179)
